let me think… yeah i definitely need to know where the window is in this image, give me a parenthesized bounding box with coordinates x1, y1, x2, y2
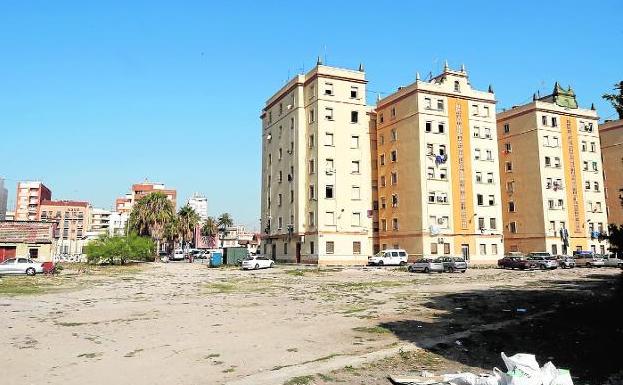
(353, 241, 361, 254)
(487, 172, 494, 184)
(592, 161, 598, 172)
(379, 154, 385, 166)
(325, 211, 335, 225)
(585, 181, 591, 190)
(504, 143, 512, 153)
(504, 123, 510, 133)
(426, 121, 432, 132)
(480, 244, 487, 255)
(444, 243, 451, 254)
(325, 158, 334, 170)
(583, 161, 589, 171)
(278, 148, 283, 160)
(391, 128, 397, 141)
(278, 171, 283, 183)
(351, 111, 359, 123)
(510, 222, 517, 233)
(290, 190, 294, 203)
(551, 117, 557, 127)
(506, 161, 513, 172)
(542, 115, 548, 126)
(390, 172, 397, 185)
(325, 132, 334, 146)
(391, 106, 396, 118)
(438, 123, 445, 134)
(543, 135, 549, 146)
(351, 212, 361, 226)
(594, 182, 600, 191)
(486, 150, 493, 160)
(477, 194, 484, 206)
(309, 185, 315, 200)
(590, 142, 596, 152)
(478, 217, 485, 230)
(309, 159, 315, 174)
(381, 219, 387, 231)
(309, 85, 315, 99)
(379, 135, 385, 145)
(557, 199, 564, 208)
(439, 145, 446, 156)
(392, 218, 399, 230)
(426, 143, 434, 155)
(309, 109, 315, 123)
(431, 243, 438, 254)
(326, 241, 334, 254)
(476, 172, 483, 183)
(545, 156, 551, 167)
(484, 128, 491, 139)
(308, 212, 315, 226)
(552, 136, 559, 147)
(278, 193, 282, 206)
(554, 157, 561, 168)
(488, 195, 495, 206)
(325, 107, 334, 120)
(351, 161, 360, 174)
(484, 106, 490, 117)
(380, 176, 386, 187)
(509, 201, 516, 212)
(351, 135, 359, 149)
(439, 168, 448, 180)
(390, 150, 397, 162)
(350, 87, 358, 99)
(437, 99, 444, 110)
(351, 186, 360, 200)
(454, 80, 460, 92)
(490, 218, 497, 229)
(310, 241, 315, 254)
(379, 113, 384, 124)
(427, 167, 435, 179)
(491, 244, 498, 255)
(474, 148, 481, 160)
(581, 141, 587, 152)
(278, 216, 283, 229)
(29, 248, 39, 259)
(424, 97, 432, 109)
(326, 185, 334, 198)
(391, 194, 398, 208)
(472, 104, 479, 116)
(324, 82, 333, 95)
(283, 242, 288, 254)
(548, 199, 555, 209)
(309, 134, 314, 148)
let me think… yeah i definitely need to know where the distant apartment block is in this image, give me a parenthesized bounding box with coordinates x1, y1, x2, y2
(90, 208, 112, 235)
(187, 193, 209, 223)
(374, 63, 503, 263)
(115, 182, 177, 214)
(599, 119, 623, 225)
(497, 83, 609, 255)
(260, 62, 373, 265)
(0, 178, 7, 221)
(38, 200, 91, 255)
(15, 181, 52, 221)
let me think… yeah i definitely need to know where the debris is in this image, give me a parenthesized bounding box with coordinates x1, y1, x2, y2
(421, 370, 435, 378)
(516, 308, 527, 313)
(455, 340, 462, 346)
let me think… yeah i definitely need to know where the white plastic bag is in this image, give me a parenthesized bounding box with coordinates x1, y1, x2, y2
(540, 361, 558, 385)
(444, 372, 501, 385)
(500, 353, 542, 385)
(550, 369, 573, 385)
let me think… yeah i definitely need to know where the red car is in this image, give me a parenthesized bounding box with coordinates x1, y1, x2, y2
(498, 256, 537, 270)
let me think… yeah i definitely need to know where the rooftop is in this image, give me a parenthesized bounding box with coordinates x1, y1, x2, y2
(0, 220, 56, 243)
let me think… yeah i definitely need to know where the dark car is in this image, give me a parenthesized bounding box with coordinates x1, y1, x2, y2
(438, 256, 468, 273)
(498, 256, 537, 270)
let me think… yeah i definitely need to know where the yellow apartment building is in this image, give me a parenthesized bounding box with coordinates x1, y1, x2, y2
(599, 119, 623, 226)
(497, 84, 609, 255)
(260, 61, 373, 264)
(374, 63, 503, 264)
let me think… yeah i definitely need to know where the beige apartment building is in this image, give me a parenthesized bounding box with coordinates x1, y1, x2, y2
(38, 200, 92, 255)
(497, 84, 609, 255)
(600, 119, 623, 225)
(374, 63, 503, 263)
(115, 182, 177, 214)
(260, 61, 373, 265)
(15, 181, 52, 221)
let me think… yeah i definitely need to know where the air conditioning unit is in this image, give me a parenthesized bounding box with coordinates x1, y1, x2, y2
(437, 218, 445, 225)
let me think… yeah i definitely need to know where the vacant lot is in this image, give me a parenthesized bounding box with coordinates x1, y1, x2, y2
(1, 263, 620, 385)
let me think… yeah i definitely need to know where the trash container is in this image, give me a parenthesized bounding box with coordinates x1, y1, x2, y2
(209, 252, 223, 268)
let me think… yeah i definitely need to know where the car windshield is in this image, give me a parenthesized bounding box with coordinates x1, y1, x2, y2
(452, 257, 465, 262)
(2, 259, 15, 264)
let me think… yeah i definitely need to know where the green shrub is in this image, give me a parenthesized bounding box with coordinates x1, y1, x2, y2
(83, 234, 155, 265)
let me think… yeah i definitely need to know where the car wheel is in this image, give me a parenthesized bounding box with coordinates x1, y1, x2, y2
(586, 263, 592, 268)
(539, 264, 546, 270)
(461, 269, 466, 273)
(254, 264, 259, 270)
(269, 262, 274, 268)
(399, 261, 406, 266)
(26, 267, 36, 276)
(424, 267, 430, 273)
(378, 260, 384, 266)
(448, 267, 455, 273)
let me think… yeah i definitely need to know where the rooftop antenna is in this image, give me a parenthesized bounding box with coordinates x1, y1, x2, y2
(416, 72, 420, 81)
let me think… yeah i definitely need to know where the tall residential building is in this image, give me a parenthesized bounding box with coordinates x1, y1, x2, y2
(90, 208, 112, 235)
(187, 193, 209, 222)
(497, 83, 609, 255)
(374, 63, 503, 263)
(38, 200, 92, 255)
(15, 181, 52, 221)
(109, 211, 129, 236)
(599, 119, 623, 225)
(0, 178, 7, 221)
(260, 62, 373, 264)
(115, 182, 177, 214)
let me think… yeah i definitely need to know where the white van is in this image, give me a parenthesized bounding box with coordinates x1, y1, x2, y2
(368, 249, 408, 266)
(170, 249, 186, 261)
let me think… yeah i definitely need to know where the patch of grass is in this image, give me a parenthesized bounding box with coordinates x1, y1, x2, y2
(352, 326, 391, 334)
(77, 352, 102, 359)
(284, 375, 315, 385)
(285, 269, 306, 276)
(317, 373, 337, 382)
(124, 348, 144, 357)
(329, 281, 405, 291)
(61, 263, 146, 276)
(206, 353, 221, 358)
(287, 347, 298, 352)
(342, 306, 367, 314)
(222, 367, 236, 373)
(204, 282, 237, 293)
(0, 276, 67, 296)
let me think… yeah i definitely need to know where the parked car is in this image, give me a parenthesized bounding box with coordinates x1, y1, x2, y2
(438, 256, 468, 273)
(556, 255, 576, 269)
(170, 249, 186, 261)
(368, 249, 408, 266)
(0, 258, 45, 276)
(601, 254, 623, 267)
(241, 255, 274, 270)
(573, 251, 605, 267)
(526, 252, 558, 270)
(408, 257, 444, 273)
(497, 256, 537, 270)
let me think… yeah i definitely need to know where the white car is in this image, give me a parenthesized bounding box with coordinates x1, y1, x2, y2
(170, 249, 186, 261)
(368, 249, 408, 266)
(0, 258, 45, 276)
(602, 255, 623, 267)
(241, 255, 274, 270)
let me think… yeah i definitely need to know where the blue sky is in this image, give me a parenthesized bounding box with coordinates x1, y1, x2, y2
(1, 1, 621, 229)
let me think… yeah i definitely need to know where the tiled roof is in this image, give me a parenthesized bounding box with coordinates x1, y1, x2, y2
(0, 221, 55, 243)
(40, 200, 89, 208)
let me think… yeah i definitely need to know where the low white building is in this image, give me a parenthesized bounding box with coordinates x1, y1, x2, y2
(90, 208, 112, 235)
(109, 212, 129, 236)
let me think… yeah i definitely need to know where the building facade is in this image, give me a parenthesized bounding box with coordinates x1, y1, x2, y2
(38, 200, 91, 255)
(187, 193, 209, 223)
(374, 63, 503, 263)
(497, 84, 609, 255)
(109, 211, 129, 236)
(15, 181, 52, 221)
(115, 182, 177, 214)
(0, 178, 7, 221)
(600, 119, 623, 226)
(0, 220, 57, 262)
(90, 208, 112, 235)
(260, 62, 373, 265)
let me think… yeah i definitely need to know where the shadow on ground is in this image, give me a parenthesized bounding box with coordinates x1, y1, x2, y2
(379, 272, 623, 384)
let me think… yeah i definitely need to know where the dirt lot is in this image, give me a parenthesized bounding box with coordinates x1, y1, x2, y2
(0, 263, 620, 385)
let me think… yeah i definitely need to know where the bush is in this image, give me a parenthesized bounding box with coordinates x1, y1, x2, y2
(83, 234, 155, 265)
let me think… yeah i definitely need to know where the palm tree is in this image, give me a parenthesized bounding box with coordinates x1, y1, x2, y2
(129, 192, 175, 254)
(201, 216, 218, 237)
(217, 213, 234, 247)
(177, 205, 200, 251)
(163, 216, 180, 254)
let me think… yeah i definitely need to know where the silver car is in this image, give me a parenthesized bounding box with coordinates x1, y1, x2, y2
(0, 258, 45, 276)
(408, 257, 444, 273)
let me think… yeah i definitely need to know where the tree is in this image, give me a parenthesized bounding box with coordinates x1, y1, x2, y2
(177, 205, 200, 250)
(84, 234, 155, 265)
(163, 216, 180, 254)
(603, 81, 623, 119)
(217, 213, 234, 247)
(129, 192, 175, 253)
(201, 216, 218, 236)
(607, 224, 623, 257)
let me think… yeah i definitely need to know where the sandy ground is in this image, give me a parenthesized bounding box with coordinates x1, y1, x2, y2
(1, 263, 620, 385)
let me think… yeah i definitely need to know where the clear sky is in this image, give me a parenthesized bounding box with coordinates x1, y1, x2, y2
(1, 1, 621, 229)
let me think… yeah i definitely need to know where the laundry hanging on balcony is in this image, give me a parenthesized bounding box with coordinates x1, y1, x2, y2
(435, 153, 448, 166)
